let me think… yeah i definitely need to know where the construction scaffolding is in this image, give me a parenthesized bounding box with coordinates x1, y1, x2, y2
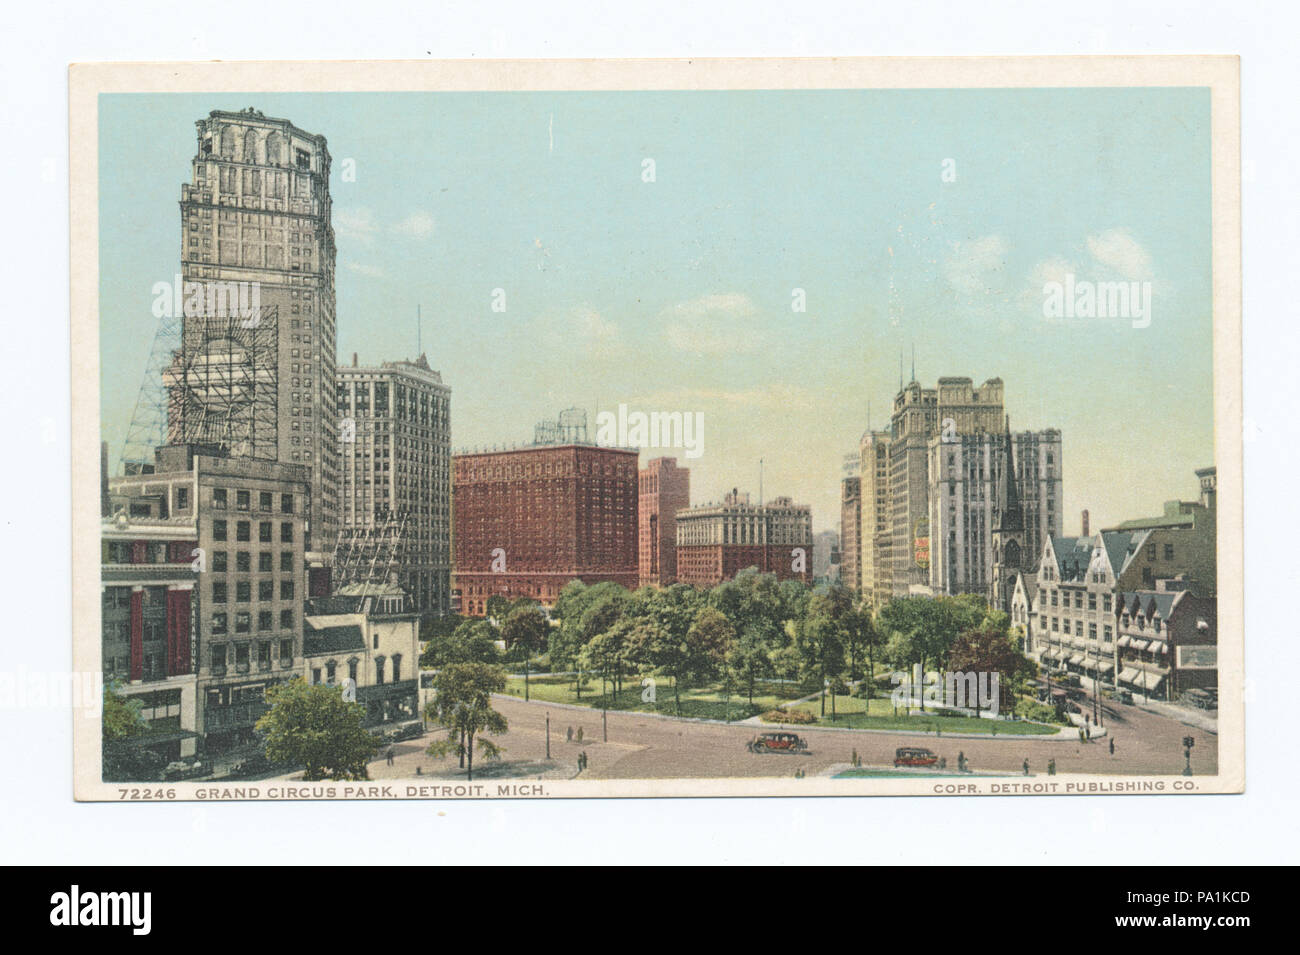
(332, 509, 408, 598)
(533, 406, 588, 445)
(119, 312, 183, 475)
(162, 304, 279, 460)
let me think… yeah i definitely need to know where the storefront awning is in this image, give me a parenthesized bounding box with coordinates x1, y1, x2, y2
(1117, 636, 1131, 648)
(1137, 670, 1167, 690)
(1069, 653, 1085, 665)
(1096, 660, 1115, 674)
(1118, 667, 1141, 684)
(1130, 639, 1149, 652)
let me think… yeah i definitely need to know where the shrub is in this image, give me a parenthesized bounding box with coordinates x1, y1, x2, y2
(760, 708, 817, 725)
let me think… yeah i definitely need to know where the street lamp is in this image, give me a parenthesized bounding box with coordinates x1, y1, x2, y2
(1182, 735, 1195, 776)
(545, 711, 551, 760)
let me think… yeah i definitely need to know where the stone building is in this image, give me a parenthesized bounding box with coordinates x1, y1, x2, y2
(1115, 578, 1217, 701)
(336, 354, 452, 615)
(109, 443, 312, 755)
(164, 108, 339, 563)
(839, 475, 862, 593)
(857, 429, 893, 608)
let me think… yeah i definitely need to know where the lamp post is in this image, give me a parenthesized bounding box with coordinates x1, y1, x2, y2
(1182, 735, 1195, 776)
(545, 711, 551, 760)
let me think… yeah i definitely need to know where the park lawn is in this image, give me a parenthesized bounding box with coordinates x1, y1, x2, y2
(502, 673, 799, 722)
(784, 694, 1059, 736)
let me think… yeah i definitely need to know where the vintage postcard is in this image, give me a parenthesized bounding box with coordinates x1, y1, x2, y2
(69, 57, 1241, 801)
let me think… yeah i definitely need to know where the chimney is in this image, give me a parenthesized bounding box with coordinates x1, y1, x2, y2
(1081, 509, 1090, 537)
(352, 352, 358, 368)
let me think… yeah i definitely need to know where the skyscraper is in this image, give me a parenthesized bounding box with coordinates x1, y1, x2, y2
(165, 108, 339, 560)
(889, 376, 1005, 596)
(639, 456, 691, 587)
(858, 429, 893, 608)
(336, 354, 452, 615)
(675, 490, 813, 588)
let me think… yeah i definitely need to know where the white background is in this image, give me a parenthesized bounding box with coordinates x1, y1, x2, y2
(1, 0, 1294, 865)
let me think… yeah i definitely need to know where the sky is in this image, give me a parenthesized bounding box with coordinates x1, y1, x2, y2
(99, 88, 1213, 533)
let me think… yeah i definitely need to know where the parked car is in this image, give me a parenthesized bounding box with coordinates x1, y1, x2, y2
(893, 747, 940, 768)
(747, 732, 808, 754)
(1111, 688, 1134, 705)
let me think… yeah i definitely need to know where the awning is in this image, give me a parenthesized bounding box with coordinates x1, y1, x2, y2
(1137, 670, 1167, 690)
(1096, 661, 1115, 674)
(1069, 653, 1085, 665)
(1118, 636, 1131, 648)
(1130, 639, 1149, 652)
(1118, 667, 1141, 684)
(1153, 642, 1168, 654)
(1041, 648, 1058, 661)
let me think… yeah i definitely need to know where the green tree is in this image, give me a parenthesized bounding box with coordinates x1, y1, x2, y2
(256, 677, 380, 781)
(484, 594, 511, 621)
(728, 621, 775, 706)
(501, 604, 549, 701)
(421, 618, 500, 669)
(797, 608, 846, 716)
(102, 680, 146, 741)
(948, 624, 1037, 713)
(424, 663, 508, 781)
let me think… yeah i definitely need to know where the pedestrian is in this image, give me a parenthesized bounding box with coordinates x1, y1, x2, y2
(1109, 737, 1115, 756)
(415, 766, 422, 775)
(576, 726, 584, 742)
(566, 726, 573, 742)
(1023, 758, 1029, 776)
(1048, 758, 1056, 776)
(385, 746, 394, 766)
(957, 750, 966, 773)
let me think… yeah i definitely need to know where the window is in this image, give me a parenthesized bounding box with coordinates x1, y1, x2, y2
(279, 638, 294, 661)
(1089, 623, 1097, 640)
(1103, 626, 1113, 643)
(375, 657, 385, 685)
(258, 610, 273, 631)
(1147, 543, 1156, 560)
(212, 489, 227, 509)
(236, 581, 251, 602)
(236, 551, 251, 573)
(258, 642, 271, 666)
(211, 644, 227, 667)
(348, 659, 358, 682)
(326, 661, 337, 683)
(212, 551, 228, 572)
(281, 494, 294, 514)
(280, 580, 295, 600)
(259, 552, 273, 572)
(1164, 543, 1174, 561)
(212, 519, 228, 542)
(280, 551, 294, 572)
(392, 654, 402, 683)
(211, 613, 227, 635)
(236, 521, 251, 542)
(211, 582, 227, 604)
(235, 613, 251, 634)
(259, 491, 273, 511)
(311, 667, 322, 685)
(280, 609, 294, 629)
(259, 521, 273, 543)
(259, 581, 273, 601)
(235, 643, 250, 665)
(236, 490, 250, 511)
(1088, 593, 1097, 611)
(176, 487, 189, 509)
(280, 522, 294, 543)
(1103, 594, 1112, 612)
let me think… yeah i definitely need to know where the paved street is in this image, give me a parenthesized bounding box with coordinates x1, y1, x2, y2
(364, 693, 1216, 781)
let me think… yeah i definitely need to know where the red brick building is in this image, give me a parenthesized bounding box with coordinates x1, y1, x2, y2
(639, 457, 691, 587)
(675, 490, 814, 588)
(452, 444, 639, 614)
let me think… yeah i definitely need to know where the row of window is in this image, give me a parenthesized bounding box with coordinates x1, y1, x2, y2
(211, 580, 295, 604)
(212, 550, 295, 573)
(212, 488, 296, 514)
(211, 519, 294, 543)
(211, 608, 294, 634)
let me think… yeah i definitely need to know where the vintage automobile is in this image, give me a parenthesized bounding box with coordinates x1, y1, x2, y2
(747, 732, 808, 754)
(893, 747, 940, 768)
(162, 758, 212, 781)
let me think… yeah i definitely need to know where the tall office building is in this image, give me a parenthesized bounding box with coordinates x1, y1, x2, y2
(336, 354, 452, 615)
(452, 436, 639, 615)
(858, 429, 893, 608)
(889, 376, 1005, 596)
(639, 457, 691, 587)
(839, 475, 861, 593)
(929, 423, 1063, 603)
(164, 108, 339, 560)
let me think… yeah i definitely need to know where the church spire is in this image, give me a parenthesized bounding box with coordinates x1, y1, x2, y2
(998, 415, 1024, 532)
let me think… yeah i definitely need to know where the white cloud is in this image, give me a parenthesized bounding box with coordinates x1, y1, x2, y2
(1085, 229, 1153, 279)
(943, 234, 1008, 296)
(333, 207, 378, 243)
(394, 211, 435, 238)
(664, 293, 763, 354)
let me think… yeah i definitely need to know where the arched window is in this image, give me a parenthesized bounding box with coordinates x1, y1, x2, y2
(219, 126, 236, 159)
(265, 132, 283, 165)
(243, 129, 258, 164)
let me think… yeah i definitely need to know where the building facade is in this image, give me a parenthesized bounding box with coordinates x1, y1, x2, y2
(164, 108, 339, 558)
(638, 456, 691, 588)
(452, 443, 640, 614)
(675, 490, 814, 588)
(110, 444, 312, 756)
(858, 429, 893, 608)
(336, 354, 452, 615)
(1102, 467, 1217, 597)
(889, 377, 1005, 597)
(1115, 578, 1217, 701)
(840, 475, 862, 592)
(930, 424, 1063, 603)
